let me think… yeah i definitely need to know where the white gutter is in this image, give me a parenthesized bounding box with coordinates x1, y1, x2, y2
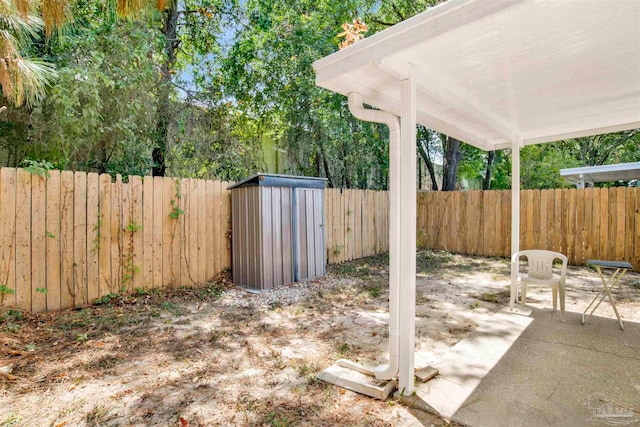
(347, 92, 400, 381)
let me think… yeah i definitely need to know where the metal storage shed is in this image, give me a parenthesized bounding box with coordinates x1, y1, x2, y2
(229, 174, 327, 290)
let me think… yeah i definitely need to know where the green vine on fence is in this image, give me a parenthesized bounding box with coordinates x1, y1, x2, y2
(169, 180, 184, 219)
(92, 212, 103, 253)
(0, 284, 14, 306)
(123, 220, 142, 289)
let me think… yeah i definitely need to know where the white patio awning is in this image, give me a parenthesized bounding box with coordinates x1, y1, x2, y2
(313, 0, 640, 151)
(312, 0, 640, 397)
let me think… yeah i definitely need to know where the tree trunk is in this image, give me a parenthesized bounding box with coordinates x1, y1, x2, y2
(153, 3, 179, 177)
(318, 141, 333, 188)
(417, 140, 438, 191)
(482, 150, 496, 190)
(442, 136, 462, 191)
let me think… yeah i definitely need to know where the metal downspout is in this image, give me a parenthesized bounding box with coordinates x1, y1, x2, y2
(347, 92, 400, 381)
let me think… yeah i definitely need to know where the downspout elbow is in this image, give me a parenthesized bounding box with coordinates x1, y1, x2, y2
(347, 93, 400, 142)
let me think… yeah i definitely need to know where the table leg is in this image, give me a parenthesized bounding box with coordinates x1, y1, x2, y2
(581, 267, 627, 330)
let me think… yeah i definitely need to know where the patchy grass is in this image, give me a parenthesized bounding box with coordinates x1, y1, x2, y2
(477, 288, 511, 305)
(6, 252, 632, 426)
(416, 249, 508, 277)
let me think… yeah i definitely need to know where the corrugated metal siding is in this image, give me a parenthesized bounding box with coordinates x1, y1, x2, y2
(231, 184, 324, 290)
(231, 187, 262, 288)
(260, 187, 294, 289)
(295, 188, 325, 280)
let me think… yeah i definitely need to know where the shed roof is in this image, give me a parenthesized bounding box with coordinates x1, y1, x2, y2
(560, 162, 640, 186)
(312, 0, 640, 151)
(227, 173, 327, 190)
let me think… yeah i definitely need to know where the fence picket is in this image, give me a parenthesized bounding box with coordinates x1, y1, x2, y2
(60, 171, 75, 308)
(73, 172, 87, 306)
(111, 175, 123, 294)
(86, 173, 100, 304)
(204, 180, 214, 281)
(153, 177, 164, 288)
(46, 171, 61, 311)
(143, 177, 154, 290)
(0, 169, 16, 309)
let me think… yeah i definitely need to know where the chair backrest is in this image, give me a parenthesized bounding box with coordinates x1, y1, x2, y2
(516, 250, 567, 280)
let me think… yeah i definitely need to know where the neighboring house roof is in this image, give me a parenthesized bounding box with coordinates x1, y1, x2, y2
(560, 162, 640, 187)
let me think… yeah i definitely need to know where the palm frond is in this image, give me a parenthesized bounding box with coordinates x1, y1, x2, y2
(0, 29, 20, 58)
(41, 0, 68, 37)
(11, 57, 56, 107)
(0, 1, 44, 41)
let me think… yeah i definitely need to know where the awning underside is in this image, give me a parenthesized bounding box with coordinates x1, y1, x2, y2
(313, 0, 640, 151)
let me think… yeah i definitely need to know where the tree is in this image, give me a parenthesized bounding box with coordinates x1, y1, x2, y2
(152, 0, 236, 176)
(14, 7, 162, 175)
(215, 0, 389, 189)
(416, 125, 439, 190)
(441, 136, 462, 191)
(562, 130, 639, 166)
(0, 0, 56, 107)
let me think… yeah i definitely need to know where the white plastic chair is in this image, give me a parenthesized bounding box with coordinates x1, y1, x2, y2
(510, 250, 568, 320)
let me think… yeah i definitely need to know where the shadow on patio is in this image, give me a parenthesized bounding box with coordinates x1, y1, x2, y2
(406, 307, 640, 427)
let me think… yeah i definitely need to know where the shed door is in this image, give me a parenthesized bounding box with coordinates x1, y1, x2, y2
(294, 188, 325, 281)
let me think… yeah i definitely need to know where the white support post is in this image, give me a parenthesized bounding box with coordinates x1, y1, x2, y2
(509, 139, 521, 311)
(398, 76, 417, 395)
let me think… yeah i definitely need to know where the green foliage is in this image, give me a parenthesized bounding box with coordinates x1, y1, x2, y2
(22, 159, 54, 178)
(520, 144, 579, 189)
(265, 412, 292, 427)
(169, 180, 184, 219)
(0, 308, 23, 323)
(215, 0, 390, 189)
(2, 5, 161, 175)
(94, 293, 118, 305)
(35, 288, 48, 294)
(0, 0, 636, 193)
(1, 413, 22, 427)
(169, 202, 184, 219)
(126, 220, 143, 233)
(0, 285, 15, 296)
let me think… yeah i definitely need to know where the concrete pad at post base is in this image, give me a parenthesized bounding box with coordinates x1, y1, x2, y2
(317, 363, 397, 400)
(413, 307, 640, 427)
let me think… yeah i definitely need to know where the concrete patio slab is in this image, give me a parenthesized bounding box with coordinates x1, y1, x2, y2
(412, 307, 640, 427)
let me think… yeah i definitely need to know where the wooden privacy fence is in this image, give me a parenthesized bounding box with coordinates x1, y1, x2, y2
(2, 169, 638, 313)
(0, 167, 232, 312)
(324, 188, 390, 264)
(417, 187, 640, 270)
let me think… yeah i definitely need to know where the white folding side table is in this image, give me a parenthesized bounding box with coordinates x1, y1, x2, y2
(582, 259, 633, 330)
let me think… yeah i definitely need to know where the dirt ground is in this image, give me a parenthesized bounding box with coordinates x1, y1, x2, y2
(1, 250, 639, 427)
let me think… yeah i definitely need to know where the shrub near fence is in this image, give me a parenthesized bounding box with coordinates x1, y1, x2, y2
(0, 168, 232, 313)
(417, 188, 640, 270)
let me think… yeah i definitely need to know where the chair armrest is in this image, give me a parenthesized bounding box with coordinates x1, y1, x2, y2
(558, 255, 568, 285)
(511, 252, 522, 264)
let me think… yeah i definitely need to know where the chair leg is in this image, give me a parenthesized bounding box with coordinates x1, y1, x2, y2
(559, 283, 565, 322)
(551, 284, 558, 312)
(510, 282, 516, 311)
(521, 284, 527, 305)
